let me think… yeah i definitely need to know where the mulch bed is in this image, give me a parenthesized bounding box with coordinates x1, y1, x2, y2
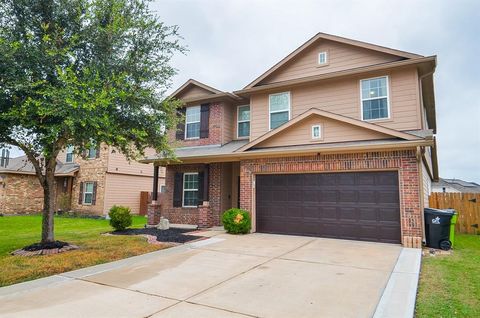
(110, 227, 204, 244)
(12, 241, 79, 257)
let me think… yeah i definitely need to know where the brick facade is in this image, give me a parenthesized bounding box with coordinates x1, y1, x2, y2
(239, 150, 423, 248)
(152, 162, 223, 227)
(70, 146, 109, 215)
(170, 102, 224, 147)
(0, 174, 46, 214)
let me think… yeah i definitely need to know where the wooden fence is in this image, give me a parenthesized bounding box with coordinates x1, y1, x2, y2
(429, 192, 480, 234)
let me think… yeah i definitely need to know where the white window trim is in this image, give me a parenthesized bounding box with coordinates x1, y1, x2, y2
(237, 105, 250, 139)
(311, 124, 322, 139)
(87, 146, 97, 160)
(65, 146, 74, 163)
(83, 181, 94, 205)
(185, 106, 201, 140)
(318, 51, 328, 65)
(360, 75, 391, 121)
(182, 172, 199, 208)
(268, 92, 291, 131)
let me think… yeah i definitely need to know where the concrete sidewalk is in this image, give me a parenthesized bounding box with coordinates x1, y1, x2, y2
(0, 233, 421, 318)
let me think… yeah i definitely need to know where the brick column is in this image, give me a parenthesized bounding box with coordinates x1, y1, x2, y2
(198, 202, 212, 228)
(147, 203, 161, 225)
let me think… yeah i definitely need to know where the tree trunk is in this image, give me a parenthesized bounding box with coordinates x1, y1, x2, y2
(41, 161, 57, 243)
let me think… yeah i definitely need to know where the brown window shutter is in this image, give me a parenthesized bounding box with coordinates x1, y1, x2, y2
(200, 103, 210, 139)
(197, 171, 204, 206)
(78, 182, 84, 204)
(95, 146, 100, 158)
(176, 108, 186, 140)
(173, 172, 183, 207)
(92, 181, 97, 205)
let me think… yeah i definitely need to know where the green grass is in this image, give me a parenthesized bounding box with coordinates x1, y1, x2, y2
(0, 215, 167, 286)
(416, 234, 480, 317)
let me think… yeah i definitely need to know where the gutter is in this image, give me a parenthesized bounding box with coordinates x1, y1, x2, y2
(141, 139, 434, 165)
(234, 56, 437, 95)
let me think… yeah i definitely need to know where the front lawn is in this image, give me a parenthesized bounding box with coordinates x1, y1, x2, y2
(416, 234, 480, 317)
(0, 215, 167, 287)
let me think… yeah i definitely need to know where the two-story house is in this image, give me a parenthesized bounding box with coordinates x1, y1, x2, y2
(144, 33, 438, 248)
(0, 145, 165, 215)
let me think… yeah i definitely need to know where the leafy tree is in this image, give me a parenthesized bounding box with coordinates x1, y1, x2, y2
(0, 0, 184, 243)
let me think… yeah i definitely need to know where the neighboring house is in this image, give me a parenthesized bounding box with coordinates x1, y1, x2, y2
(0, 145, 165, 215)
(432, 178, 480, 193)
(143, 32, 439, 248)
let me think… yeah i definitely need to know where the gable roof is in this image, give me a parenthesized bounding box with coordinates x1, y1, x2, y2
(170, 79, 223, 99)
(244, 32, 423, 89)
(0, 155, 79, 176)
(169, 79, 245, 104)
(433, 178, 480, 193)
(235, 108, 422, 152)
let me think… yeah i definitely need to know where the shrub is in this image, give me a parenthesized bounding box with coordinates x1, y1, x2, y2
(108, 205, 132, 231)
(222, 208, 251, 234)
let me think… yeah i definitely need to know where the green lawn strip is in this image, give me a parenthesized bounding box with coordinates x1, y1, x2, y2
(416, 234, 480, 317)
(0, 215, 165, 286)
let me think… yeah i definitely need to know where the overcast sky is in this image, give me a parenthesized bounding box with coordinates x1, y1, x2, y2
(6, 0, 479, 182)
(149, 0, 480, 182)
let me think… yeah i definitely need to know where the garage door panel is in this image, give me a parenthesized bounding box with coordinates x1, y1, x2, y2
(358, 191, 376, 203)
(357, 173, 376, 185)
(339, 190, 357, 203)
(339, 207, 357, 221)
(256, 171, 401, 243)
(303, 190, 319, 202)
(378, 207, 400, 222)
(358, 208, 377, 222)
(303, 174, 319, 186)
(338, 173, 356, 185)
(319, 174, 337, 185)
(321, 190, 337, 202)
(288, 190, 303, 201)
(378, 191, 399, 203)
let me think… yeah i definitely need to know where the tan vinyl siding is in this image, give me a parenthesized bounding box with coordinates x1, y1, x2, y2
(256, 115, 390, 148)
(422, 162, 432, 208)
(106, 147, 165, 177)
(250, 67, 421, 140)
(176, 85, 215, 100)
(261, 39, 403, 85)
(104, 173, 164, 214)
(222, 102, 234, 144)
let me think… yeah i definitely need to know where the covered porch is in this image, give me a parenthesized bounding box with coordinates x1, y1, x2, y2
(148, 161, 240, 228)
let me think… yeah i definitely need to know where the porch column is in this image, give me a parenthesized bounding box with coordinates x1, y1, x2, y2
(152, 164, 159, 202)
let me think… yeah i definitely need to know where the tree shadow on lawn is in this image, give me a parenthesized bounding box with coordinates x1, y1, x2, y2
(110, 227, 203, 244)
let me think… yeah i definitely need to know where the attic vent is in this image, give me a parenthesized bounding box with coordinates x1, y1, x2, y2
(318, 51, 328, 65)
(0, 149, 10, 168)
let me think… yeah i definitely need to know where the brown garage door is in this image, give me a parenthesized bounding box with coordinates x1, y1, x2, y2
(255, 171, 401, 243)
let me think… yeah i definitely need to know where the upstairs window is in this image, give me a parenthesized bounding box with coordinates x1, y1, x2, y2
(311, 124, 322, 139)
(87, 146, 97, 159)
(361, 76, 390, 120)
(185, 106, 201, 139)
(269, 92, 290, 130)
(65, 145, 74, 163)
(237, 105, 250, 138)
(318, 51, 328, 65)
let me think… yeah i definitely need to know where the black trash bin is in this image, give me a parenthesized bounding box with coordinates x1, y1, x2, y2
(424, 208, 455, 250)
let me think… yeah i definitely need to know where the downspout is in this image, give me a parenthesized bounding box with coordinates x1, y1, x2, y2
(416, 146, 427, 243)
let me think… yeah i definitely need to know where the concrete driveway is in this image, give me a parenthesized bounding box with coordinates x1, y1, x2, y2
(0, 232, 421, 318)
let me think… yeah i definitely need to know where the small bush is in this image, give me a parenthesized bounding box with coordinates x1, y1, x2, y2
(222, 208, 251, 234)
(109, 205, 132, 231)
